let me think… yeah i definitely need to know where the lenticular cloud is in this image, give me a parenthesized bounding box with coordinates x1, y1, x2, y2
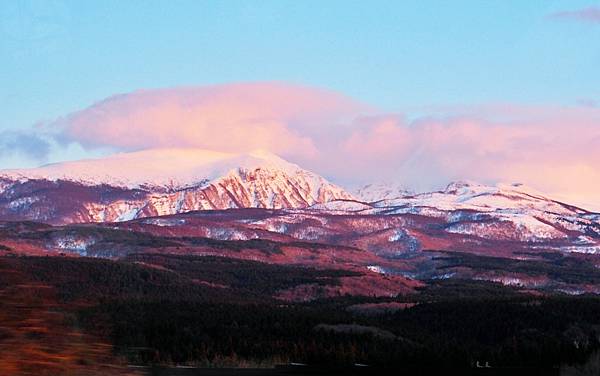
(54, 82, 368, 158)
(46, 82, 600, 210)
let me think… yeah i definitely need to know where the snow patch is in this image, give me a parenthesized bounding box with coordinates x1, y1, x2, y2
(8, 196, 39, 210)
(53, 236, 95, 256)
(367, 265, 386, 274)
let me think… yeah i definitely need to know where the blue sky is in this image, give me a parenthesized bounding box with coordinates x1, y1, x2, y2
(1, 0, 598, 135)
(1, 1, 600, 209)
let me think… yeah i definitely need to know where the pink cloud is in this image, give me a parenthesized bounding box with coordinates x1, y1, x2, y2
(54, 82, 369, 159)
(48, 83, 600, 210)
(550, 6, 600, 24)
(329, 105, 600, 209)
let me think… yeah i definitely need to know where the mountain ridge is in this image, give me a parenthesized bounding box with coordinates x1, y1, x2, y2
(0, 148, 313, 190)
(0, 148, 354, 223)
(0, 150, 598, 236)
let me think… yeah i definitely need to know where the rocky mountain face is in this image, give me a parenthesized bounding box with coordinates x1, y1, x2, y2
(0, 149, 353, 224)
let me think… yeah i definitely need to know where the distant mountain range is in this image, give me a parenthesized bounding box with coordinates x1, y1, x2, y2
(1, 149, 598, 243)
(1, 148, 599, 295)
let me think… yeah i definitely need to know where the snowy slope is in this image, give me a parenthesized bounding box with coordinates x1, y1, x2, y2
(381, 181, 588, 215)
(366, 181, 599, 242)
(0, 148, 354, 223)
(307, 180, 600, 243)
(1, 148, 321, 190)
(354, 182, 412, 203)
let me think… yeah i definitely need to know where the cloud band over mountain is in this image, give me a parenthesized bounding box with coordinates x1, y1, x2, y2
(15, 82, 600, 210)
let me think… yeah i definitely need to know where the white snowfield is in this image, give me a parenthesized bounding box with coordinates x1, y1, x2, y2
(0, 148, 354, 218)
(356, 180, 587, 215)
(334, 180, 599, 243)
(1, 148, 320, 190)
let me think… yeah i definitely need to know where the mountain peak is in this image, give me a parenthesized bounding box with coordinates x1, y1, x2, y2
(443, 180, 490, 194)
(0, 148, 311, 190)
(0, 148, 354, 223)
(354, 182, 413, 202)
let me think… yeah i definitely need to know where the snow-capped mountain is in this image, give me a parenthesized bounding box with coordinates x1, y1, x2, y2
(1, 150, 598, 249)
(2, 148, 325, 190)
(354, 182, 413, 203)
(315, 180, 600, 244)
(376, 180, 589, 215)
(354, 180, 590, 214)
(0, 148, 353, 224)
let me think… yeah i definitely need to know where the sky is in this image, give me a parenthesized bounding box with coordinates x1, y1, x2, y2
(1, 1, 599, 208)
